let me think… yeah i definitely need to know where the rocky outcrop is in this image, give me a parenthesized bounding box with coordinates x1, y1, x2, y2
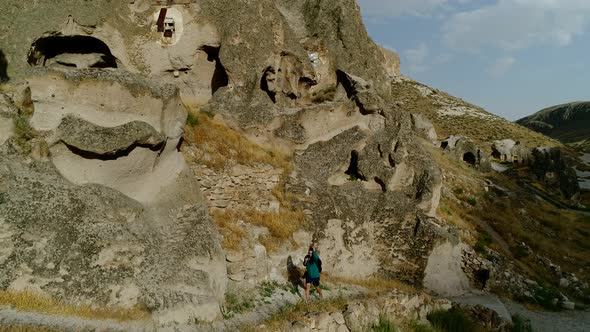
(440, 135, 491, 171)
(0, 71, 226, 325)
(286, 291, 451, 332)
(529, 147, 580, 202)
(490, 139, 530, 164)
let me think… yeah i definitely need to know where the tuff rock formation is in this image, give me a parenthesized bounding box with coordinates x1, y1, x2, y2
(0, 0, 542, 329)
(0, 70, 226, 326)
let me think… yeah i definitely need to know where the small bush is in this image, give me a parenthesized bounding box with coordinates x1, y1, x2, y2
(532, 285, 561, 311)
(427, 308, 479, 332)
(511, 243, 530, 259)
(474, 232, 492, 255)
(372, 315, 397, 332)
(409, 320, 436, 332)
(511, 314, 533, 332)
(466, 197, 477, 206)
(186, 111, 199, 127)
(223, 291, 255, 318)
(453, 187, 464, 195)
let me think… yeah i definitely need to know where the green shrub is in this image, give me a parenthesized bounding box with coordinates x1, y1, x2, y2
(427, 308, 478, 332)
(372, 315, 396, 332)
(222, 292, 254, 318)
(410, 320, 436, 332)
(453, 187, 464, 195)
(186, 112, 199, 127)
(511, 314, 533, 332)
(532, 285, 561, 311)
(512, 244, 530, 259)
(474, 232, 492, 255)
(467, 197, 477, 206)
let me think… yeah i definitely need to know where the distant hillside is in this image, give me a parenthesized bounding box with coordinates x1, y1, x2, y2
(516, 102, 590, 145)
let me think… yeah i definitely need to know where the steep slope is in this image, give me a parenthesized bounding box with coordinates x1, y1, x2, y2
(517, 101, 590, 152)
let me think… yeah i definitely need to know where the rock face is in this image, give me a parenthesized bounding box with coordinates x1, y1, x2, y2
(490, 139, 530, 164)
(0, 71, 226, 325)
(1, 0, 472, 323)
(529, 147, 580, 201)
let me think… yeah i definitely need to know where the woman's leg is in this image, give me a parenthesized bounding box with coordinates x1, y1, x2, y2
(316, 284, 323, 300)
(305, 282, 311, 303)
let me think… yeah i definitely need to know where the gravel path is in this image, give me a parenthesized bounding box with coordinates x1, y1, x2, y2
(506, 302, 590, 332)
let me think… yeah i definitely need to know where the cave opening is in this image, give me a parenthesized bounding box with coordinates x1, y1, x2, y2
(463, 152, 476, 165)
(0, 49, 8, 82)
(260, 66, 277, 103)
(27, 35, 118, 69)
(336, 70, 355, 99)
(491, 147, 502, 160)
(200, 45, 229, 95)
(345, 150, 366, 181)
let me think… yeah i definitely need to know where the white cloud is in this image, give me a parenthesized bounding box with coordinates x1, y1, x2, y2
(443, 0, 590, 51)
(358, 0, 448, 18)
(488, 56, 515, 77)
(404, 43, 430, 72)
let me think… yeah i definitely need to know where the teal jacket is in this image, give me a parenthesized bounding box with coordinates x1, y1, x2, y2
(305, 251, 321, 279)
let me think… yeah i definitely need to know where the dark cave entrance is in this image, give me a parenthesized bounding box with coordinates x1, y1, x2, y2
(0, 49, 8, 82)
(27, 35, 118, 68)
(260, 66, 276, 103)
(345, 150, 366, 181)
(491, 147, 502, 160)
(200, 45, 229, 95)
(463, 152, 476, 165)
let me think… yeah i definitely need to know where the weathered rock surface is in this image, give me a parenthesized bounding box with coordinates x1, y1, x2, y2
(0, 71, 226, 326)
(529, 147, 580, 201)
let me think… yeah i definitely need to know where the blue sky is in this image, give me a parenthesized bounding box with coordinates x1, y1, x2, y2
(357, 0, 590, 120)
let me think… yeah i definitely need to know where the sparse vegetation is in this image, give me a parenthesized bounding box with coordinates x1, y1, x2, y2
(211, 208, 305, 251)
(321, 273, 416, 293)
(409, 320, 437, 332)
(0, 326, 62, 332)
(474, 232, 492, 255)
(511, 314, 533, 332)
(12, 114, 36, 153)
(371, 315, 397, 332)
(183, 110, 291, 171)
(311, 85, 337, 103)
(0, 290, 150, 322)
(223, 291, 255, 319)
(245, 296, 350, 332)
(427, 307, 481, 332)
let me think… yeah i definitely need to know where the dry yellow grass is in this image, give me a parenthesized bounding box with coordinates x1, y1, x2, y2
(211, 208, 305, 252)
(183, 111, 291, 172)
(0, 325, 61, 332)
(321, 273, 417, 294)
(0, 290, 150, 322)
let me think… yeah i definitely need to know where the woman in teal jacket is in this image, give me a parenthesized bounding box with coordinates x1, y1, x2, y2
(303, 244, 323, 303)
